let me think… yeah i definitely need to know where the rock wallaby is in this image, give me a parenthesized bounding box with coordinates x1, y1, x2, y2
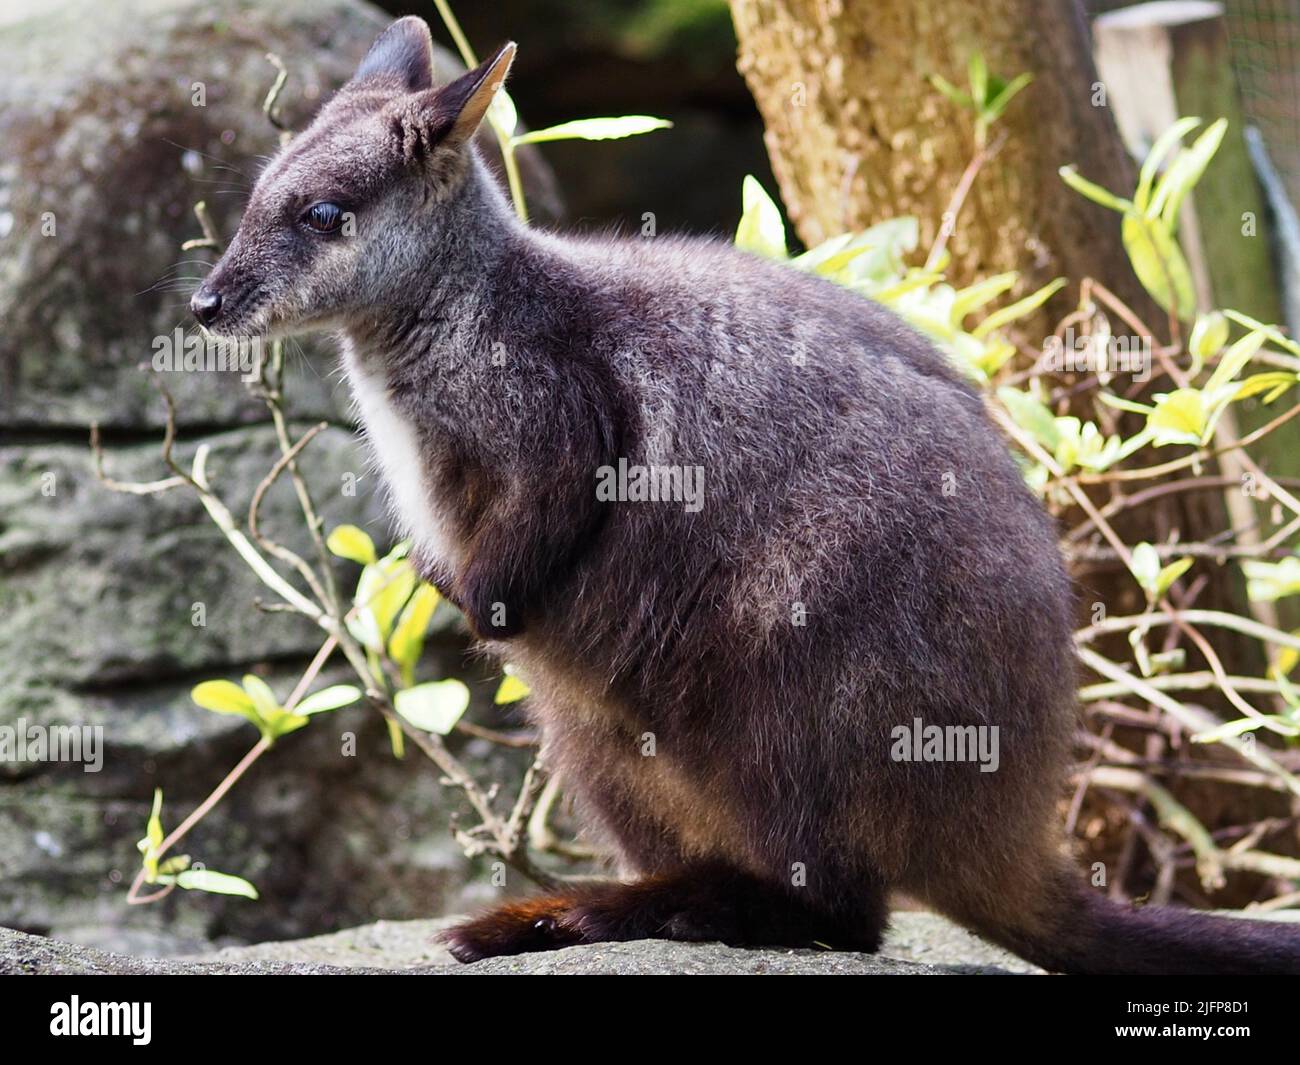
(192, 16, 1300, 973)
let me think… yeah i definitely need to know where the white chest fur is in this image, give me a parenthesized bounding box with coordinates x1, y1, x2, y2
(341, 342, 456, 568)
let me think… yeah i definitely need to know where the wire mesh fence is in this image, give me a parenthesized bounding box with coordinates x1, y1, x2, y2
(1087, 0, 1300, 207)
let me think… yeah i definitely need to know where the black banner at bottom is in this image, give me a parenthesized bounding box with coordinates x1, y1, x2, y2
(1, 972, 1294, 1052)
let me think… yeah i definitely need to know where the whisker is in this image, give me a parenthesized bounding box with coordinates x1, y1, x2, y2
(161, 138, 249, 179)
(288, 336, 323, 382)
(137, 275, 210, 297)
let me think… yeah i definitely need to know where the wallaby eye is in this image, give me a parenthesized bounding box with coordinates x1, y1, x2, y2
(301, 202, 345, 234)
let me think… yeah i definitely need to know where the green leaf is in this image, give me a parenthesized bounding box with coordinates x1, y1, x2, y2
(966, 338, 1017, 380)
(1135, 116, 1202, 213)
(1188, 311, 1229, 372)
(511, 115, 672, 147)
(157, 854, 191, 876)
(789, 231, 853, 271)
(929, 73, 972, 111)
(1205, 329, 1266, 394)
(1059, 166, 1133, 214)
(1129, 542, 1162, 593)
(352, 559, 418, 651)
(382, 539, 413, 564)
(1098, 392, 1156, 417)
(293, 684, 362, 716)
(495, 672, 531, 705)
(996, 387, 1061, 450)
(1147, 388, 1206, 446)
(386, 717, 406, 760)
(1121, 213, 1196, 320)
(867, 269, 942, 304)
(326, 525, 377, 566)
(1071, 420, 1124, 473)
(1271, 642, 1300, 682)
(1153, 118, 1227, 226)
(241, 674, 280, 720)
(263, 711, 310, 740)
(982, 72, 1032, 122)
(140, 788, 164, 880)
(967, 52, 988, 107)
(191, 680, 259, 724)
(1129, 623, 1153, 678)
(1222, 310, 1300, 357)
(952, 272, 1019, 322)
(388, 585, 442, 682)
(394, 680, 471, 735)
(1112, 426, 1155, 465)
(838, 218, 920, 284)
(1242, 558, 1300, 602)
(174, 869, 259, 899)
(807, 244, 873, 278)
(735, 175, 787, 259)
(148, 788, 163, 837)
(973, 277, 1067, 337)
(1233, 371, 1298, 404)
(1155, 557, 1193, 598)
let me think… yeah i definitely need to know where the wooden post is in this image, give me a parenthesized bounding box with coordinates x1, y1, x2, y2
(1093, 1, 1282, 324)
(1095, 2, 1288, 631)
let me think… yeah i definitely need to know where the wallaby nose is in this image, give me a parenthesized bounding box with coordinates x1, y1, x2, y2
(190, 288, 223, 327)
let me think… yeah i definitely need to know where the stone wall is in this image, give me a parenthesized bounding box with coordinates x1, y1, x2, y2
(0, 0, 551, 955)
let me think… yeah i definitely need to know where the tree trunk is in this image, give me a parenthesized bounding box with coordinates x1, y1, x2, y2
(728, 0, 1154, 318)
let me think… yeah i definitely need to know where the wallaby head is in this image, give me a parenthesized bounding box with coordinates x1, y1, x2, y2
(191, 17, 515, 339)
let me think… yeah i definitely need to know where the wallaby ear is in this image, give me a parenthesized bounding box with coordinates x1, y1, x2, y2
(440, 41, 516, 147)
(352, 16, 436, 92)
(387, 41, 516, 161)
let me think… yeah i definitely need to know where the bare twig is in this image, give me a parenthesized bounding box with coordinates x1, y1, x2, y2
(247, 419, 331, 609)
(924, 130, 1007, 272)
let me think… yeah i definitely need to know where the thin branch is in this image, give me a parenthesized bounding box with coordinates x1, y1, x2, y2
(247, 419, 331, 609)
(1077, 647, 1300, 798)
(191, 445, 325, 622)
(89, 422, 187, 495)
(262, 53, 291, 138)
(180, 200, 224, 252)
(1076, 608, 1300, 653)
(924, 130, 1007, 272)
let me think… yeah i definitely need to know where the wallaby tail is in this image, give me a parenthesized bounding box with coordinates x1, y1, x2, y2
(959, 866, 1300, 975)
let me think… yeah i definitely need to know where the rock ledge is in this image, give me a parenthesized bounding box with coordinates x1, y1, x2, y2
(1, 912, 1038, 975)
